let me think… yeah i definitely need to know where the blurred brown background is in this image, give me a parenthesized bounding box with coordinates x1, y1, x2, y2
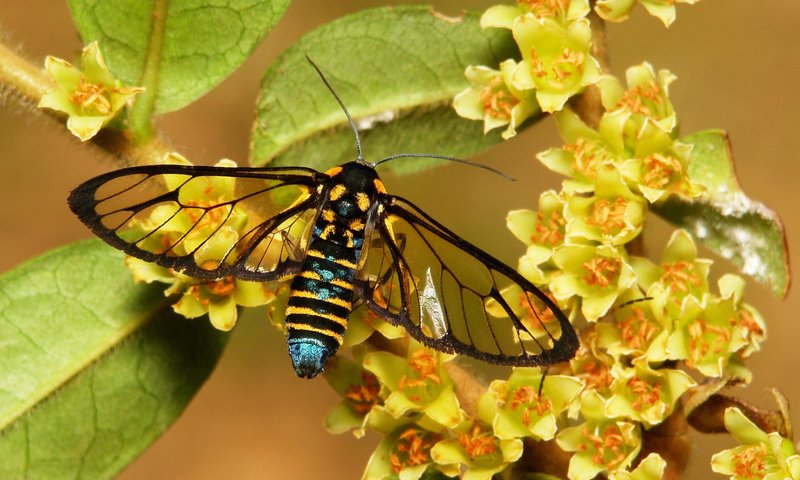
(1, 1, 798, 478)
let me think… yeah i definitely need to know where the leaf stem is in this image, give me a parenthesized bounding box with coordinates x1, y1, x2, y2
(128, 0, 169, 142)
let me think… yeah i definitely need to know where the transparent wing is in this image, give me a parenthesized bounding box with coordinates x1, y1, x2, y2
(68, 164, 325, 281)
(354, 196, 579, 367)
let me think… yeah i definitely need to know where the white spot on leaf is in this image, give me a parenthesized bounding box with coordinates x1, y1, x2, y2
(356, 110, 397, 130)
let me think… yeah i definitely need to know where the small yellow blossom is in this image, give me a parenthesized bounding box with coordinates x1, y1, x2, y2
(38, 42, 143, 141)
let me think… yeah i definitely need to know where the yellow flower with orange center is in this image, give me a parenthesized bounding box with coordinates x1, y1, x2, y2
(38, 42, 143, 141)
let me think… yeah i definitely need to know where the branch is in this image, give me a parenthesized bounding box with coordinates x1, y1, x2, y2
(445, 362, 488, 418)
(569, 9, 608, 130)
(687, 391, 792, 438)
(640, 409, 691, 480)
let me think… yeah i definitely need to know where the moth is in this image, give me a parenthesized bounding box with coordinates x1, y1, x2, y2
(68, 59, 579, 378)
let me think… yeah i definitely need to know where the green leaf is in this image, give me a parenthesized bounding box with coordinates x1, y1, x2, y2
(251, 6, 528, 173)
(68, 0, 290, 114)
(0, 240, 227, 478)
(653, 130, 790, 299)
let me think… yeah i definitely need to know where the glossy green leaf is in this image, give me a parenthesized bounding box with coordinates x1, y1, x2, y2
(0, 240, 227, 478)
(68, 0, 291, 113)
(653, 130, 790, 299)
(251, 6, 530, 173)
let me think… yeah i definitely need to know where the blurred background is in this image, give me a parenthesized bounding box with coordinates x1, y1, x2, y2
(1, 1, 798, 478)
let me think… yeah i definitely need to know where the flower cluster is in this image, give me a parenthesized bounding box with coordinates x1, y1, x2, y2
(122, 153, 275, 331)
(454, 0, 702, 138)
(498, 63, 764, 478)
(454, 0, 601, 137)
(325, 340, 537, 480)
(383, 55, 766, 478)
(39, 41, 143, 141)
(629, 233, 766, 381)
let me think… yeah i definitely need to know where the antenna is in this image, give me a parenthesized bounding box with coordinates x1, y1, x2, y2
(306, 56, 513, 182)
(374, 153, 516, 181)
(306, 56, 364, 162)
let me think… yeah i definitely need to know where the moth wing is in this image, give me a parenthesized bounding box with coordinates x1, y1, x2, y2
(68, 164, 326, 281)
(354, 196, 578, 367)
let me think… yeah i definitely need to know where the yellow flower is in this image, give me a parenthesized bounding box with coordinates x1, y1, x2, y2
(38, 42, 143, 141)
(453, 60, 539, 139)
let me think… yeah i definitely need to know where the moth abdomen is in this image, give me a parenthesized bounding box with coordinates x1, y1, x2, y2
(285, 233, 362, 378)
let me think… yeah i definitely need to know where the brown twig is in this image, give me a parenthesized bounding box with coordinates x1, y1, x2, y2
(444, 362, 488, 418)
(639, 409, 691, 480)
(516, 438, 572, 478)
(569, 9, 609, 130)
(687, 392, 792, 438)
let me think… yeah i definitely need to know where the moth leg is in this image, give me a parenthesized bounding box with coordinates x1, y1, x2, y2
(538, 367, 549, 396)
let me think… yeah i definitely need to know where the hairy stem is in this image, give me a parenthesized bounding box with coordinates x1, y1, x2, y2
(0, 38, 173, 167)
(0, 41, 51, 100)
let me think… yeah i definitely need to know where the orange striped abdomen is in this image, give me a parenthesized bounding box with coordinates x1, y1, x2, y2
(285, 234, 360, 378)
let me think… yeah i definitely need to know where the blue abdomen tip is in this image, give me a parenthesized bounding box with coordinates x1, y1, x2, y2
(288, 339, 332, 379)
